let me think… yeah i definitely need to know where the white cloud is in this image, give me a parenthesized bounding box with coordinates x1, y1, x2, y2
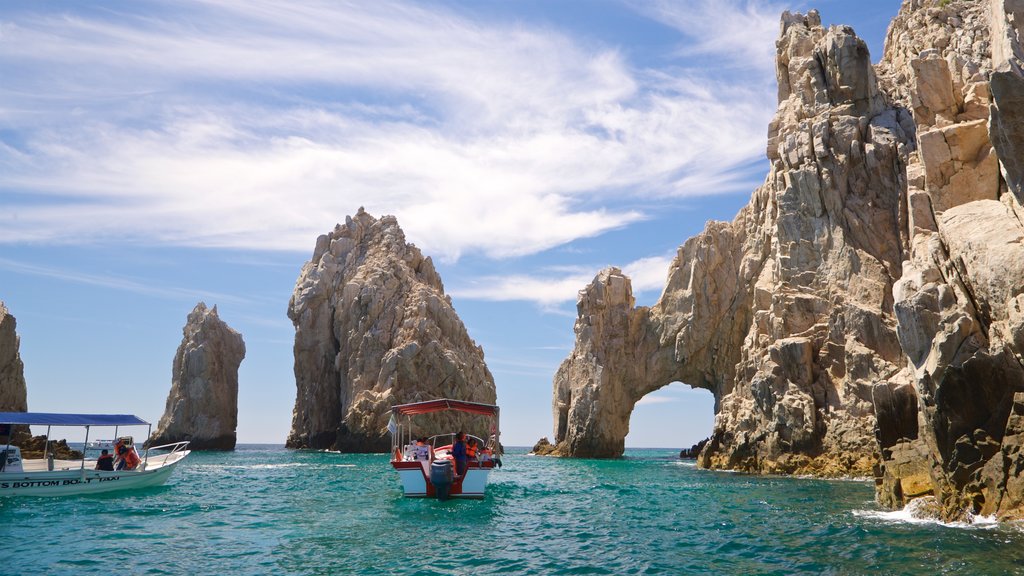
(449, 252, 675, 307)
(0, 0, 779, 260)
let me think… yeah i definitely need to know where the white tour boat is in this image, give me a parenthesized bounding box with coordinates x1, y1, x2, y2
(389, 399, 502, 500)
(0, 412, 190, 497)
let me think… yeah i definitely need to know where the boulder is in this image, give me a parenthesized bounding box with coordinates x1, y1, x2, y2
(149, 303, 246, 450)
(286, 208, 495, 452)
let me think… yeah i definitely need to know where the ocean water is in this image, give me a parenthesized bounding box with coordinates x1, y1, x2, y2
(2, 445, 1023, 575)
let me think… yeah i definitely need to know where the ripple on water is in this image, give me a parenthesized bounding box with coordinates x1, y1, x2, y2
(2, 447, 1023, 575)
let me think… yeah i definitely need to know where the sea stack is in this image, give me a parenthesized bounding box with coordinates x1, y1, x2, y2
(150, 303, 246, 450)
(0, 302, 28, 413)
(287, 208, 496, 452)
(549, 1, 1024, 522)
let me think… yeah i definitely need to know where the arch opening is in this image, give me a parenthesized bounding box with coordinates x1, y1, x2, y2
(625, 382, 715, 451)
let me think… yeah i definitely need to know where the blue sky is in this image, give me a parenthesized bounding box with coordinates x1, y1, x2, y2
(0, 0, 899, 447)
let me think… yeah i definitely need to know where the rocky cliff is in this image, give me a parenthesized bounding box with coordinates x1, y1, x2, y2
(876, 0, 1024, 522)
(0, 302, 28, 413)
(150, 302, 246, 450)
(287, 208, 496, 452)
(550, 0, 1024, 521)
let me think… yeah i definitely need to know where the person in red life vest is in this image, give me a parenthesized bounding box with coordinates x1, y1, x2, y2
(466, 438, 479, 459)
(95, 449, 114, 471)
(114, 438, 141, 471)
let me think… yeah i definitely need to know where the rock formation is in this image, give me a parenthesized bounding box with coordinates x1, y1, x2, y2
(0, 302, 28, 413)
(287, 208, 496, 452)
(549, 0, 1024, 521)
(876, 0, 1024, 522)
(150, 302, 245, 450)
(552, 11, 909, 477)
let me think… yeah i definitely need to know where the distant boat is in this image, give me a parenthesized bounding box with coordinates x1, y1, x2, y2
(0, 412, 190, 497)
(85, 439, 115, 451)
(389, 399, 502, 500)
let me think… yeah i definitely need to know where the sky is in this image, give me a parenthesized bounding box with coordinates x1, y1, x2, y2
(0, 0, 901, 448)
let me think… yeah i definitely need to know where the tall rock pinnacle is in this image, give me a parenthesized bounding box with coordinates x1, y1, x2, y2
(150, 302, 246, 450)
(286, 208, 496, 452)
(0, 302, 28, 413)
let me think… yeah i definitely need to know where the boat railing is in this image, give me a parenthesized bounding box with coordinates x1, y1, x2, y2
(146, 441, 190, 455)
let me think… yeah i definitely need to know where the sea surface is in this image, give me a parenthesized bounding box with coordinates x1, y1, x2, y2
(2, 445, 1023, 575)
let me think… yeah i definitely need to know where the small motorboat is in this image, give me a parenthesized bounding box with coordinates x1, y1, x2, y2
(0, 412, 190, 497)
(389, 399, 502, 500)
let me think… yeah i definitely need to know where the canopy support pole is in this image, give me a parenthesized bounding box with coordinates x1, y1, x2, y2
(80, 425, 89, 473)
(144, 424, 151, 466)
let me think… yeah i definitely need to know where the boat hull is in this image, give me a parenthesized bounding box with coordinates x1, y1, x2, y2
(393, 460, 492, 499)
(0, 452, 189, 497)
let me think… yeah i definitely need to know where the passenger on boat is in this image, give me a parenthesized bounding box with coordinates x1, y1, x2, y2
(466, 438, 478, 459)
(452, 432, 468, 478)
(414, 437, 433, 462)
(114, 439, 141, 471)
(95, 449, 114, 471)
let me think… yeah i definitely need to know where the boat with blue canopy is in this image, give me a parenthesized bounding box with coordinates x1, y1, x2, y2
(0, 412, 190, 497)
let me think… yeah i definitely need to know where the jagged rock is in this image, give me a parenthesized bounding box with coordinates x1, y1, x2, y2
(0, 302, 28, 413)
(551, 11, 907, 478)
(679, 438, 710, 459)
(18, 436, 82, 460)
(149, 303, 245, 451)
(287, 208, 496, 452)
(550, 0, 1024, 521)
(530, 437, 559, 456)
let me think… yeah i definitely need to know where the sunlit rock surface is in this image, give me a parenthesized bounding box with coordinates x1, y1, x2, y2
(287, 209, 496, 452)
(0, 302, 28, 413)
(550, 0, 1024, 521)
(150, 303, 246, 451)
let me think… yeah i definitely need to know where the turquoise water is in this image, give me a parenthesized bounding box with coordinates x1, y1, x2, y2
(2, 445, 1024, 575)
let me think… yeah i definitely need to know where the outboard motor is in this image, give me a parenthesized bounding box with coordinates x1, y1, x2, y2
(430, 460, 454, 501)
(1, 446, 22, 473)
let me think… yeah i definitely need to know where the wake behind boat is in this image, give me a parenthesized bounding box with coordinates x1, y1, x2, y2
(389, 399, 502, 500)
(0, 412, 190, 497)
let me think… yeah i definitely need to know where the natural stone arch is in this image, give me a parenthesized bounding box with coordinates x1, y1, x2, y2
(625, 382, 716, 449)
(551, 268, 725, 457)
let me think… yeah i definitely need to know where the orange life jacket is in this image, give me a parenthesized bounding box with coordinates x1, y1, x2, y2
(466, 444, 478, 458)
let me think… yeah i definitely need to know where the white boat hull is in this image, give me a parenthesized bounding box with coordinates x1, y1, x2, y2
(0, 451, 189, 497)
(393, 460, 492, 499)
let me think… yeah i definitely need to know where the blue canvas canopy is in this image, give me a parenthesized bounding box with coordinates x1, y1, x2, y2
(0, 413, 149, 426)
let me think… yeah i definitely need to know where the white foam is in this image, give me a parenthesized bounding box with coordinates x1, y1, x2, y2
(853, 499, 999, 530)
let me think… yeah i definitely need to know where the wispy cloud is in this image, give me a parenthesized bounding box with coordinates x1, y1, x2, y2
(449, 253, 675, 308)
(0, 0, 779, 260)
(0, 257, 248, 305)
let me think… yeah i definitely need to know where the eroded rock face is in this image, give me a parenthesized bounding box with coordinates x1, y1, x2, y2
(287, 208, 496, 452)
(0, 302, 28, 413)
(877, 0, 1024, 522)
(551, 1, 1024, 520)
(551, 11, 909, 477)
(150, 303, 246, 451)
